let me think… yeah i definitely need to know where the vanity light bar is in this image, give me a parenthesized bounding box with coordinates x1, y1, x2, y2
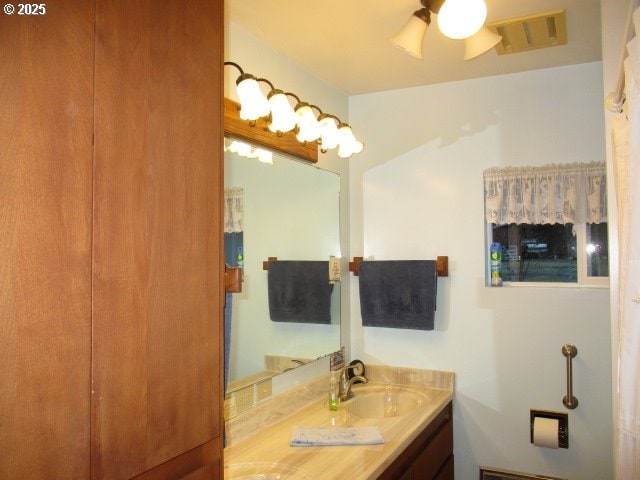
(224, 61, 364, 158)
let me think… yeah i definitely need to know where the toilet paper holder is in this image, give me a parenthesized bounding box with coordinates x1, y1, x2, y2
(530, 409, 569, 449)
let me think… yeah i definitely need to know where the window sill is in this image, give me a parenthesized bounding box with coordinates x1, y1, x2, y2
(487, 281, 609, 289)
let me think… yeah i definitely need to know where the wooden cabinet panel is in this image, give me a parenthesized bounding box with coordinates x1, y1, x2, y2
(92, 0, 223, 478)
(378, 402, 453, 480)
(398, 467, 413, 480)
(1, 1, 223, 477)
(0, 1, 94, 478)
(433, 455, 454, 480)
(131, 437, 222, 480)
(413, 419, 453, 479)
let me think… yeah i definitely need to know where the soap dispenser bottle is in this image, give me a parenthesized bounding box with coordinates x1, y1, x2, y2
(328, 371, 340, 411)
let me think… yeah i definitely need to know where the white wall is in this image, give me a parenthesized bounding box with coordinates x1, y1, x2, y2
(348, 63, 613, 479)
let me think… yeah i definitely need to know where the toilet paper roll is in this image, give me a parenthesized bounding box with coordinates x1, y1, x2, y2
(533, 417, 559, 448)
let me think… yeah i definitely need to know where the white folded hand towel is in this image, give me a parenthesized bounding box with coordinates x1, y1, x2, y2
(290, 426, 384, 446)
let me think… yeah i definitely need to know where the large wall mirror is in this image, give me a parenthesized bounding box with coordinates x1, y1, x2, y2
(223, 128, 341, 395)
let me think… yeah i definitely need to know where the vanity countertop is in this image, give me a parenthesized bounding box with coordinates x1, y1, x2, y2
(224, 378, 453, 480)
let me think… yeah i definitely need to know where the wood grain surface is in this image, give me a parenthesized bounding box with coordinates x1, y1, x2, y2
(0, 1, 94, 477)
(92, 0, 223, 477)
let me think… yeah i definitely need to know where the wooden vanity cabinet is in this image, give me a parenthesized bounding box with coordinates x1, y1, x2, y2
(378, 402, 454, 480)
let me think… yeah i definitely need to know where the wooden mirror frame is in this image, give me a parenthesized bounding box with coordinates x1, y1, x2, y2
(223, 97, 318, 163)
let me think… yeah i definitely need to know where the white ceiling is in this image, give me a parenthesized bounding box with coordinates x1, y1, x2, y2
(227, 0, 602, 96)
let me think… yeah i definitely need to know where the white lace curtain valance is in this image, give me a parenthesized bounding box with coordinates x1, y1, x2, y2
(224, 187, 243, 233)
(484, 162, 607, 225)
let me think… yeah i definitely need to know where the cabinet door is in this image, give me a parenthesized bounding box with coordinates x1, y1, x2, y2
(92, 0, 223, 478)
(0, 1, 94, 477)
(398, 466, 413, 480)
(413, 418, 453, 479)
(433, 455, 454, 480)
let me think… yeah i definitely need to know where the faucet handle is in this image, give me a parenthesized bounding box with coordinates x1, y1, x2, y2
(341, 363, 357, 375)
(346, 359, 367, 383)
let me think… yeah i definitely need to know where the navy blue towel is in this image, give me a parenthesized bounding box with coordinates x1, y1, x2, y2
(223, 292, 232, 393)
(268, 261, 333, 324)
(359, 260, 437, 330)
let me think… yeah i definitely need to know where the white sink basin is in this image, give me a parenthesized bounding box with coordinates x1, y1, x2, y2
(225, 462, 313, 480)
(346, 385, 427, 418)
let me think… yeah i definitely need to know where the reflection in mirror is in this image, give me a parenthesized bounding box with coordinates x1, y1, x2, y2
(224, 138, 341, 395)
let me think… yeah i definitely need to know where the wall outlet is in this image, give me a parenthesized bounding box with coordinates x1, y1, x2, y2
(329, 256, 341, 282)
(256, 378, 272, 401)
(330, 347, 345, 371)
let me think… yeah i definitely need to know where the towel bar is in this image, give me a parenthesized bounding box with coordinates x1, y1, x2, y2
(225, 265, 242, 293)
(349, 256, 449, 277)
(262, 257, 336, 272)
(262, 256, 279, 270)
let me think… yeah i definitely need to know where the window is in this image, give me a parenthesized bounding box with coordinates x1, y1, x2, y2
(585, 222, 609, 278)
(484, 162, 608, 286)
(488, 222, 608, 284)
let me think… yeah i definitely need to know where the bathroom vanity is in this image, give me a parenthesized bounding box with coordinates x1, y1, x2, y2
(224, 365, 454, 480)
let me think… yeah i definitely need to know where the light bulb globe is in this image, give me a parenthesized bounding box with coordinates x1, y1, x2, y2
(268, 91, 297, 133)
(318, 116, 339, 150)
(236, 76, 270, 120)
(295, 104, 321, 142)
(390, 10, 429, 60)
(437, 0, 487, 40)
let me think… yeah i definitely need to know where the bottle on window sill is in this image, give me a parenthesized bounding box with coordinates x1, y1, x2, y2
(490, 242, 503, 287)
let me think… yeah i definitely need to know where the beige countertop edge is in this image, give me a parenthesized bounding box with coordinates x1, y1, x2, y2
(224, 385, 453, 480)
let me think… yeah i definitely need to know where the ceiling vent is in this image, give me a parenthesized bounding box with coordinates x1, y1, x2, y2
(488, 9, 567, 55)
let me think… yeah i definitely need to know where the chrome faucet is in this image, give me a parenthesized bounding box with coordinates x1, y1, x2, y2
(338, 364, 368, 401)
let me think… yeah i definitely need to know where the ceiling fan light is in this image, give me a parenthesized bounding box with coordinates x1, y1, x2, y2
(236, 74, 270, 121)
(437, 0, 487, 40)
(463, 26, 502, 60)
(267, 90, 297, 133)
(390, 8, 430, 60)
